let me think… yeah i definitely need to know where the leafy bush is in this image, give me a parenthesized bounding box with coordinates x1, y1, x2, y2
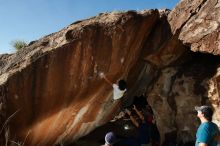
(11, 40, 28, 51)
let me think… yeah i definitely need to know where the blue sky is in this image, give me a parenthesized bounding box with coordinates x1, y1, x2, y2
(0, 0, 179, 54)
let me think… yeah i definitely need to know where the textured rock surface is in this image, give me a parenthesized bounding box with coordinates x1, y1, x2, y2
(1, 0, 220, 145)
(168, 0, 220, 55)
(143, 9, 189, 68)
(148, 53, 220, 144)
(0, 10, 168, 146)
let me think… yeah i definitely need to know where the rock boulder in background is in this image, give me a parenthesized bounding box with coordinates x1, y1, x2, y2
(168, 0, 220, 55)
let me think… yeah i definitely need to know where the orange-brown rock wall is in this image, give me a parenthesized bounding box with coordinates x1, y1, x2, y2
(0, 10, 162, 146)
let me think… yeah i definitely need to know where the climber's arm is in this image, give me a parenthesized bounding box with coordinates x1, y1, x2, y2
(125, 109, 139, 127)
(133, 105, 145, 122)
(99, 72, 112, 86)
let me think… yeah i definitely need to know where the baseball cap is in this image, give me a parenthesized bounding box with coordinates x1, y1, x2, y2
(195, 105, 213, 116)
(105, 132, 116, 144)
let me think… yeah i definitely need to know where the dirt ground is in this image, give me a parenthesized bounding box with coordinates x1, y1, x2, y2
(69, 117, 138, 146)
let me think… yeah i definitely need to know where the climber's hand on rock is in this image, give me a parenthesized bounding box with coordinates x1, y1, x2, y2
(99, 72, 105, 78)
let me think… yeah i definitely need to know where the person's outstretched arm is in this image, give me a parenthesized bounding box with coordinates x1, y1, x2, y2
(125, 109, 139, 127)
(133, 105, 145, 122)
(99, 72, 112, 86)
(103, 76, 112, 86)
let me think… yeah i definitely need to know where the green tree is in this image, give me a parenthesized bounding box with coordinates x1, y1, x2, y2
(11, 40, 28, 51)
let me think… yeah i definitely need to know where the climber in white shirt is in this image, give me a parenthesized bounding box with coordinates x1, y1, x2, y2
(99, 72, 127, 100)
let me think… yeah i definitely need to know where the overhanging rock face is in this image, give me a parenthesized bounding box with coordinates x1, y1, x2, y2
(0, 10, 164, 146)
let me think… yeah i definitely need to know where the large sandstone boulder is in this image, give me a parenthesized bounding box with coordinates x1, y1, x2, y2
(0, 10, 166, 146)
